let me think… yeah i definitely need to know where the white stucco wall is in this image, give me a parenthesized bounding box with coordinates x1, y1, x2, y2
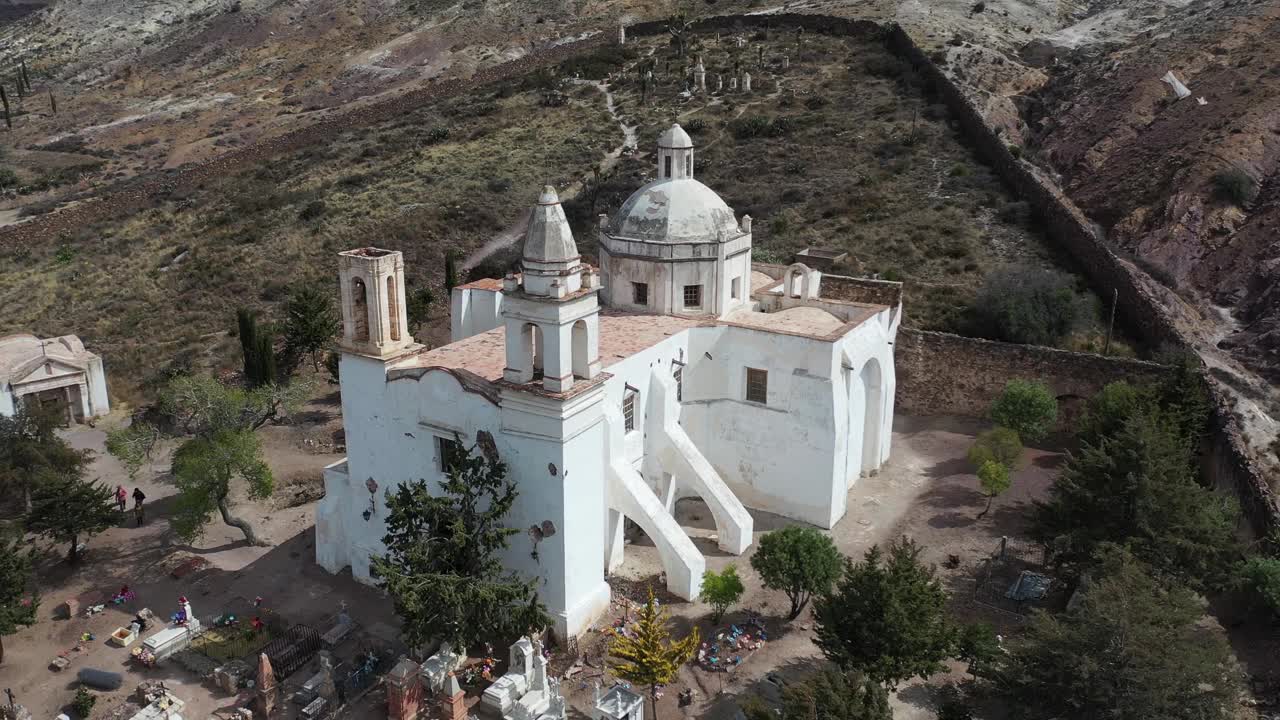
(0, 385, 13, 417)
(315, 352, 611, 640)
(451, 287, 505, 342)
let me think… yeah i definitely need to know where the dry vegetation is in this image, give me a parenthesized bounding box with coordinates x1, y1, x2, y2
(0, 26, 1136, 402)
(0, 82, 617, 401)
(565, 29, 1134, 354)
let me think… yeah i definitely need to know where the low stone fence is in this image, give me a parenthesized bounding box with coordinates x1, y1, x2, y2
(895, 329, 1169, 428)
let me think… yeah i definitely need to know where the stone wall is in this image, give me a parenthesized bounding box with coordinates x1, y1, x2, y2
(880, 25, 1277, 534)
(895, 329, 1169, 427)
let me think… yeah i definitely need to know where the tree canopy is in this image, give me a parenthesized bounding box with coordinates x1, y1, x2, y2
(989, 380, 1057, 443)
(700, 564, 745, 624)
(0, 403, 90, 510)
(372, 438, 549, 651)
(779, 668, 892, 720)
(283, 285, 340, 371)
(0, 533, 39, 665)
(750, 526, 843, 620)
(966, 265, 1086, 346)
(966, 426, 1023, 471)
(170, 429, 273, 545)
(107, 375, 306, 545)
(26, 473, 118, 563)
(991, 546, 1239, 720)
(813, 536, 954, 687)
(1033, 413, 1237, 588)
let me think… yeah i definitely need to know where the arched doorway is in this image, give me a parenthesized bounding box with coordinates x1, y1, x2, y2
(859, 358, 883, 475)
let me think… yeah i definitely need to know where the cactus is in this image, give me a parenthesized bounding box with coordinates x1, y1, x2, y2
(20, 60, 30, 92)
(0, 85, 9, 130)
(48, 89, 56, 115)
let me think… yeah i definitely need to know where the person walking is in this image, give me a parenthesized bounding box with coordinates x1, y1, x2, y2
(133, 487, 146, 527)
(115, 485, 128, 513)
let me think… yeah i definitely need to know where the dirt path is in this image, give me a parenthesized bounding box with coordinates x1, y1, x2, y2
(463, 78, 636, 272)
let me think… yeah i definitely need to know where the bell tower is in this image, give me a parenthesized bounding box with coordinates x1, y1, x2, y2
(501, 186, 602, 393)
(337, 247, 414, 358)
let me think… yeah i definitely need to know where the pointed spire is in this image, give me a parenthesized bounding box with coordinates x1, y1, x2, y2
(522, 185, 579, 266)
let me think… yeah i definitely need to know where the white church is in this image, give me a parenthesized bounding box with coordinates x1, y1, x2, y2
(316, 124, 901, 640)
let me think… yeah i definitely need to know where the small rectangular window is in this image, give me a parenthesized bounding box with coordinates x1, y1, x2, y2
(633, 282, 649, 306)
(438, 436, 465, 474)
(731, 277, 741, 300)
(683, 284, 702, 309)
(623, 390, 638, 431)
(746, 368, 768, 404)
(673, 367, 683, 402)
(664, 156, 672, 178)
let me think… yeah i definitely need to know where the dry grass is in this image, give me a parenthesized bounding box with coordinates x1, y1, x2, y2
(0, 84, 618, 400)
(578, 29, 1134, 353)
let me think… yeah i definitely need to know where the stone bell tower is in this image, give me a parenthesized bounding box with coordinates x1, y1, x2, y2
(497, 186, 612, 640)
(501, 186, 602, 393)
(337, 247, 414, 358)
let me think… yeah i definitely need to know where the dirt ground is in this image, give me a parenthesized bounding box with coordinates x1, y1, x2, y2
(0, 410, 1067, 720)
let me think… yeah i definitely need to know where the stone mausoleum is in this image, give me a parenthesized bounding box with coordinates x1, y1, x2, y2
(316, 124, 901, 639)
(0, 333, 110, 423)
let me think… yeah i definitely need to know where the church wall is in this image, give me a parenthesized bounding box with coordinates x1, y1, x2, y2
(320, 353, 610, 639)
(0, 385, 13, 416)
(601, 249, 722, 315)
(450, 286, 504, 341)
(679, 326, 846, 527)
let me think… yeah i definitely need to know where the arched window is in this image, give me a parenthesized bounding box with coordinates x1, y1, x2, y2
(351, 278, 370, 342)
(386, 275, 401, 341)
(572, 320, 590, 379)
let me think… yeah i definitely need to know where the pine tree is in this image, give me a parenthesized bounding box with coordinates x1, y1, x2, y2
(26, 473, 118, 563)
(1033, 412, 1236, 588)
(609, 590, 700, 720)
(813, 536, 954, 688)
(373, 440, 550, 651)
(237, 308, 260, 382)
(283, 284, 339, 372)
(0, 534, 39, 665)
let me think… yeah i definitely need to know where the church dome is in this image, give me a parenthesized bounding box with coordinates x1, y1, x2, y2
(523, 186, 579, 264)
(610, 177, 741, 243)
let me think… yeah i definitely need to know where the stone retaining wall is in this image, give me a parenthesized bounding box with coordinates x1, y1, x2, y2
(880, 25, 1275, 533)
(895, 329, 1169, 427)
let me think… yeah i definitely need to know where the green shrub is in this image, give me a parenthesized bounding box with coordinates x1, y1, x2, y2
(72, 687, 96, 718)
(424, 126, 450, 144)
(967, 426, 1023, 470)
(699, 564, 745, 623)
(1008, 144, 1023, 159)
(1211, 168, 1257, 205)
(967, 265, 1086, 346)
(1234, 556, 1280, 617)
(990, 380, 1057, 442)
(0, 166, 18, 188)
(683, 117, 707, 133)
